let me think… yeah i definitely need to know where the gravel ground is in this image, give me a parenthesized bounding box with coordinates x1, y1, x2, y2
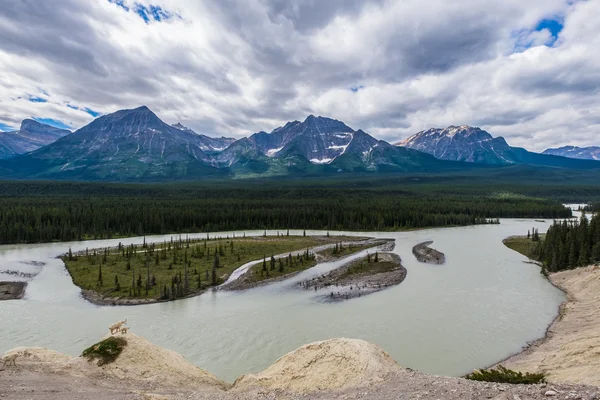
(2, 367, 599, 400)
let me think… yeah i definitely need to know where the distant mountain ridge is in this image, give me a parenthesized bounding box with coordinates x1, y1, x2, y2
(0, 107, 598, 181)
(398, 125, 600, 170)
(543, 146, 600, 160)
(0, 119, 70, 159)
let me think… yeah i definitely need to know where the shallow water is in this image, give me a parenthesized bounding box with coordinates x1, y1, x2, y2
(0, 219, 565, 382)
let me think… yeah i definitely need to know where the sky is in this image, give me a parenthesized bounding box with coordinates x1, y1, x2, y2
(0, 0, 598, 151)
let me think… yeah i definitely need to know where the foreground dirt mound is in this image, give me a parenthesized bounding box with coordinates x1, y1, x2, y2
(233, 338, 403, 393)
(78, 333, 229, 390)
(3, 333, 228, 391)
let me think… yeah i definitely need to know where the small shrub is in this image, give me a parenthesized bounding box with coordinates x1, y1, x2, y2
(465, 366, 545, 384)
(82, 336, 127, 366)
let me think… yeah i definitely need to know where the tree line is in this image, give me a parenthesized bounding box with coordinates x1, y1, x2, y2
(532, 213, 600, 272)
(0, 181, 573, 244)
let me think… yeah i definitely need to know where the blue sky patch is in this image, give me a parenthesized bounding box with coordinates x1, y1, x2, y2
(108, 1, 175, 23)
(84, 108, 101, 117)
(33, 118, 72, 130)
(28, 96, 48, 103)
(134, 4, 173, 22)
(535, 18, 563, 45)
(350, 85, 365, 93)
(67, 104, 101, 118)
(0, 122, 16, 132)
(108, 0, 129, 11)
(511, 16, 564, 53)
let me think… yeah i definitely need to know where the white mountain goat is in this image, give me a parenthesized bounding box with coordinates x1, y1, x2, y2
(108, 319, 127, 335)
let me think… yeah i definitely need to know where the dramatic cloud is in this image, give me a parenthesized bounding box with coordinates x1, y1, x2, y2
(0, 0, 597, 150)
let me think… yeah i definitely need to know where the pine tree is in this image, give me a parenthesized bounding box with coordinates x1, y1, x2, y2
(212, 253, 219, 286)
(98, 262, 103, 286)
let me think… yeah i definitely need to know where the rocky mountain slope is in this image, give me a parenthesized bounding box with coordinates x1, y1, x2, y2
(0, 106, 227, 180)
(399, 125, 600, 169)
(543, 146, 600, 160)
(171, 122, 236, 152)
(0, 119, 70, 159)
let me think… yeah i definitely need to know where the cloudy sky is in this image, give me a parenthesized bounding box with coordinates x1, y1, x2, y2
(0, 0, 598, 151)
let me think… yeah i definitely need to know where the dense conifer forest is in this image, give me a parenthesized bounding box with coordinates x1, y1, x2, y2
(0, 177, 595, 245)
(533, 213, 600, 272)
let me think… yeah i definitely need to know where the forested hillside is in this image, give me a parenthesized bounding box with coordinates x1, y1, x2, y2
(0, 179, 579, 244)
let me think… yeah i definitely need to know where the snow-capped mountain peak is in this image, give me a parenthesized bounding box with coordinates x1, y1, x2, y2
(398, 125, 513, 165)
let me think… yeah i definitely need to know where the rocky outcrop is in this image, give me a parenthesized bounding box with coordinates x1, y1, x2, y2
(233, 338, 403, 393)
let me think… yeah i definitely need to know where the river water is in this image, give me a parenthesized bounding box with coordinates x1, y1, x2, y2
(0, 218, 566, 382)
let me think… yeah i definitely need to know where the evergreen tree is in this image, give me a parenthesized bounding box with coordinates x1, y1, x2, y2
(212, 253, 219, 286)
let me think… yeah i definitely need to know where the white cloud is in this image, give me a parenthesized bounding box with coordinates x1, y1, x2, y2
(0, 0, 597, 151)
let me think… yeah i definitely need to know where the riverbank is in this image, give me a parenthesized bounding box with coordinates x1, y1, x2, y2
(298, 252, 406, 301)
(2, 330, 598, 400)
(502, 264, 600, 386)
(0, 282, 27, 301)
(412, 241, 445, 264)
(221, 238, 393, 291)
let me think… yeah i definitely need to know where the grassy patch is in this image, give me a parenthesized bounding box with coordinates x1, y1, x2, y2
(340, 253, 400, 278)
(244, 249, 317, 283)
(82, 336, 127, 366)
(63, 235, 356, 300)
(317, 242, 376, 259)
(503, 236, 543, 258)
(465, 366, 545, 384)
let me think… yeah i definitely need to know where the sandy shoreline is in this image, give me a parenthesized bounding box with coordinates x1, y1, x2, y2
(501, 264, 600, 386)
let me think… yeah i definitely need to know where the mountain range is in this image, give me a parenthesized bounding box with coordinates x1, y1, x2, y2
(542, 146, 600, 160)
(398, 126, 600, 169)
(0, 119, 70, 159)
(0, 106, 598, 181)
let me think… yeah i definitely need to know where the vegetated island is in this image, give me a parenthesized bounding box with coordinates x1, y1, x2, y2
(219, 238, 393, 291)
(298, 252, 406, 301)
(412, 241, 445, 264)
(0, 282, 27, 301)
(61, 234, 378, 306)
